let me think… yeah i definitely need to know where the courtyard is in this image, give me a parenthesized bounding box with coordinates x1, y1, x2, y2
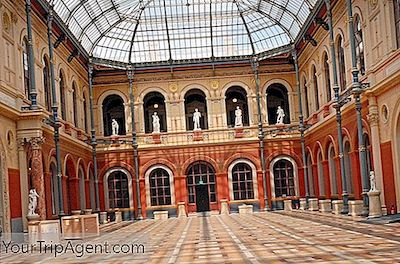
(1, 211, 399, 264)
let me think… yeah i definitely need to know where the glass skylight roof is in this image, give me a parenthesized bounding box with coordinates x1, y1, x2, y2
(49, 0, 317, 64)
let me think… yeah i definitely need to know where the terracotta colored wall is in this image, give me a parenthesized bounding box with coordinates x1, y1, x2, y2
(381, 142, 397, 212)
(8, 168, 21, 218)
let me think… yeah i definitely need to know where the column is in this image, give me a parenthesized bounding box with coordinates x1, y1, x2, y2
(17, 139, 29, 231)
(367, 95, 386, 207)
(29, 137, 46, 220)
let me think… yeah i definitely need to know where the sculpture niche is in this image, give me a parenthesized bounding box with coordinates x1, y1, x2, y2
(193, 108, 202, 131)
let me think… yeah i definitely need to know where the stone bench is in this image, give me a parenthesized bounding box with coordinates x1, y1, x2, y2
(332, 200, 343, 214)
(284, 200, 292, 211)
(308, 198, 319, 211)
(154, 210, 169, 220)
(348, 200, 363, 216)
(319, 199, 332, 213)
(238, 204, 253, 214)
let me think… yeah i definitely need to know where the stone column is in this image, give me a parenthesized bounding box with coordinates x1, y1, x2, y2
(29, 137, 46, 220)
(367, 95, 386, 208)
(17, 139, 29, 231)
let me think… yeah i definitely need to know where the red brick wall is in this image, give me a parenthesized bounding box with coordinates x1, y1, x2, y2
(381, 141, 397, 212)
(8, 168, 21, 218)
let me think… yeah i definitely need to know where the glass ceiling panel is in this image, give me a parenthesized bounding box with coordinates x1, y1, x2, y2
(48, 0, 318, 64)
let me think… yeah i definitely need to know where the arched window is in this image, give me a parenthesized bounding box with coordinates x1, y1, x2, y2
(59, 71, 66, 120)
(306, 152, 315, 197)
(363, 133, 373, 175)
(312, 65, 320, 110)
(149, 168, 172, 206)
(395, 1, 400, 48)
(273, 159, 295, 197)
(266, 83, 290, 124)
(72, 82, 78, 127)
(143, 92, 167, 133)
(50, 162, 58, 215)
(108, 171, 129, 208)
(337, 35, 346, 91)
(323, 52, 332, 102)
(328, 143, 338, 195)
(89, 169, 95, 210)
(225, 86, 249, 127)
(83, 93, 89, 133)
(78, 166, 86, 210)
(317, 149, 325, 196)
(302, 77, 310, 118)
(354, 15, 365, 75)
(231, 162, 254, 200)
(184, 89, 208, 130)
(102, 94, 126, 136)
(43, 56, 52, 111)
(186, 162, 216, 204)
(344, 140, 353, 194)
(22, 37, 30, 98)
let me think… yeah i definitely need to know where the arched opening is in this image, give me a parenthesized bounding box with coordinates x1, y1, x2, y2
(59, 70, 66, 120)
(22, 37, 30, 98)
(78, 166, 86, 211)
(83, 93, 89, 133)
(344, 140, 354, 195)
(184, 89, 208, 130)
(143, 92, 167, 133)
(306, 152, 315, 197)
(328, 143, 338, 195)
(186, 161, 216, 212)
(312, 65, 320, 110)
(43, 56, 52, 112)
(337, 35, 347, 91)
(231, 162, 254, 200)
(107, 170, 130, 209)
(317, 149, 325, 197)
(72, 82, 78, 127)
(65, 158, 75, 214)
(89, 168, 95, 210)
(50, 162, 58, 215)
(266, 83, 290, 124)
(149, 168, 172, 206)
(273, 159, 295, 197)
(302, 77, 310, 118)
(102, 94, 126, 136)
(354, 15, 365, 75)
(363, 133, 373, 176)
(225, 86, 249, 127)
(323, 52, 332, 102)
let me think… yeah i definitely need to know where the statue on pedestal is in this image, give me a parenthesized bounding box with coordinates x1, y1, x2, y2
(369, 171, 377, 191)
(152, 112, 160, 133)
(28, 189, 39, 217)
(234, 106, 243, 127)
(276, 106, 285, 125)
(111, 119, 119, 136)
(193, 108, 202, 131)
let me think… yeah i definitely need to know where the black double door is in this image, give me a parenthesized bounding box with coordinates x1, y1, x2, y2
(195, 184, 210, 212)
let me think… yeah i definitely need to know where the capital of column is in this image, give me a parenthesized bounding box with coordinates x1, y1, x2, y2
(367, 112, 379, 126)
(29, 137, 45, 150)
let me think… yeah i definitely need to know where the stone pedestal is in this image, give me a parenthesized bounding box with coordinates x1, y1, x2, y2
(332, 200, 343, 215)
(368, 190, 383, 218)
(220, 199, 229, 214)
(154, 211, 168, 220)
(152, 134, 161, 144)
(28, 220, 60, 245)
(115, 211, 122, 223)
(348, 200, 364, 216)
(99, 212, 108, 224)
(71, 210, 81, 215)
(193, 131, 203, 141)
(299, 198, 307, 210)
(178, 202, 187, 218)
(238, 204, 253, 214)
(319, 200, 332, 213)
(284, 200, 292, 211)
(234, 127, 244, 138)
(84, 209, 93, 215)
(308, 198, 319, 211)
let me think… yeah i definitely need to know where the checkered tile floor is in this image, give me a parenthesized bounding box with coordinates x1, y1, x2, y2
(1, 211, 399, 263)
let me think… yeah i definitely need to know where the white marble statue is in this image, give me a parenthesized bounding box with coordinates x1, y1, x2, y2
(235, 106, 243, 127)
(369, 171, 377, 191)
(111, 119, 119, 136)
(152, 112, 160, 133)
(276, 106, 285, 125)
(193, 108, 202, 131)
(28, 189, 39, 216)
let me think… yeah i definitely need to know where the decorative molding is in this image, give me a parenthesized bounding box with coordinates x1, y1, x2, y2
(29, 137, 45, 150)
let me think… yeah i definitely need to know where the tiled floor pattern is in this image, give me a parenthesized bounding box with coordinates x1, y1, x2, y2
(1, 212, 399, 263)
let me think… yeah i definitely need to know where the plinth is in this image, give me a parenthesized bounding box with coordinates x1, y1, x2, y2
(177, 202, 187, 218)
(220, 199, 229, 214)
(284, 200, 292, 211)
(368, 190, 383, 218)
(234, 127, 244, 138)
(152, 133, 161, 144)
(193, 130, 203, 141)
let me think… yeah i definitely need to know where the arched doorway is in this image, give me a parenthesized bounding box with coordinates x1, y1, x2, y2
(228, 160, 258, 201)
(104, 169, 133, 210)
(184, 89, 208, 130)
(78, 166, 86, 211)
(266, 83, 290, 124)
(317, 149, 325, 197)
(102, 94, 126, 136)
(143, 92, 167, 133)
(145, 165, 175, 207)
(50, 162, 59, 215)
(186, 161, 216, 212)
(328, 143, 338, 196)
(89, 168, 96, 210)
(343, 140, 354, 195)
(225, 86, 249, 127)
(270, 157, 298, 199)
